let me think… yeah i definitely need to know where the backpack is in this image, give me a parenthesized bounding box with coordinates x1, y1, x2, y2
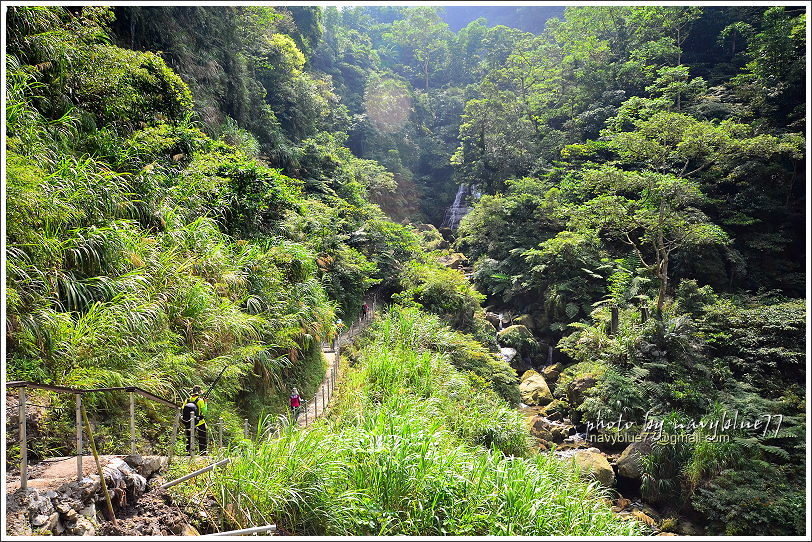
(182, 401, 198, 424)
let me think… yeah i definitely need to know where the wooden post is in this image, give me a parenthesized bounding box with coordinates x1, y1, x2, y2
(81, 405, 116, 525)
(322, 385, 326, 413)
(640, 306, 649, 323)
(169, 409, 180, 465)
(610, 306, 619, 335)
(218, 419, 223, 449)
(129, 391, 136, 455)
(76, 393, 83, 481)
(304, 404, 308, 427)
(243, 418, 249, 439)
(19, 386, 27, 491)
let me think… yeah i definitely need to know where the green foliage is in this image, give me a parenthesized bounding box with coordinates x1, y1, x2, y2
(371, 307, 519, 405)
(205, 308, 641, 536)
(4, 5, 410, 461)
(394, 259, 485, 332)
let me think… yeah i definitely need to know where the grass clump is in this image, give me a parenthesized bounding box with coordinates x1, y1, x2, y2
(207, 308, 642, 536)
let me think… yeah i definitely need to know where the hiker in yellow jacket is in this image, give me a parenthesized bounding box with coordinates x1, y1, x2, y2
(182, 385, 208, 454)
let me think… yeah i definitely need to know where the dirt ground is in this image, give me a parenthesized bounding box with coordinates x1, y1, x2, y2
(98, 482, 194, 536)
(5, 455, 120, 493)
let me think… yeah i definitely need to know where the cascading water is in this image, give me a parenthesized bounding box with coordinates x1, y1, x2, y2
(441, 184, 476, 229)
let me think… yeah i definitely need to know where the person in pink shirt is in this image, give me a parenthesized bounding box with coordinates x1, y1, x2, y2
(289, 387, 301, 420)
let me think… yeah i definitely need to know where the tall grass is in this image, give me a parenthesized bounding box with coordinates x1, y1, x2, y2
(207, 308, 641, 536)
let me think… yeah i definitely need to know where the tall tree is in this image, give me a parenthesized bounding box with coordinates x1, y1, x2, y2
(384, 7, 453, 89)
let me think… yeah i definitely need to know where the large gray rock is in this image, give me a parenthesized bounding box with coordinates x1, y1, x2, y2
(566, 376, 597, 406)
(529, 416, 573, 444)
(519, 374, 554, 406)
(68, 516, 96, 536)
(617, 439, 653, 480)
(79, 502, 96, 520)
(484, 312, 502, 327)
(573, 450, 615, 487)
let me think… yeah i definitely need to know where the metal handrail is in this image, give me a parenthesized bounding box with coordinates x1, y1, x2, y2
(6, 381, 179, 409)
(9, 379, 182, 491)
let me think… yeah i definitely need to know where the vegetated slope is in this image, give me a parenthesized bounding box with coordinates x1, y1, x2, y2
(447, 5, 806, 536)
(206, 308, 643, 536)
(4, 6, 421, 458)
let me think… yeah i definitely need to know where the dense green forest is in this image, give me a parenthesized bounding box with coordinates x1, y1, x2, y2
(4, 4, 807, 537)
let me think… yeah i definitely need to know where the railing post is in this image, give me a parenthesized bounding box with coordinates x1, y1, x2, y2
(610, 306, 619, 335)
(190, 414, 196, 460)
(218, 419, 223, 449)
(169, 409, 180, 465)
(19, 386, 27, 491)
(129, 391, 136, 455)
(322, 384, 326, 412)
(243, 418, 249, 439)
(304, 404, 308, 427)
(76, 393, 83, 481)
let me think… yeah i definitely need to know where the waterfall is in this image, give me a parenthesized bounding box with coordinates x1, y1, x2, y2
(441, 184, 475, 229)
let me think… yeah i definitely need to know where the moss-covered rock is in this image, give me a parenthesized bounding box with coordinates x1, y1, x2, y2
(541, 362, 562, 383)
(497, 325, 541, 359)
(514, 314, 535, 331)
(616, 439, 653, 480)
(573, 450, 615, 487)
(555, 361, 606, 404)
(519, 373, 554, 406)
(520, 369, 539, 382)
(539, 399, 569, 421)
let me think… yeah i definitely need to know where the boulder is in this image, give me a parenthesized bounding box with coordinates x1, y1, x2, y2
(567, 376, 597, 406)
(539, 399, 568, 421)
(529, 416, 554, 442)
(438, 252, 468, 269)
(514, 314, 535, 331)
(541, 362, 562, 384)
(484, 312, 502, 328)
(573, 450, 615, 487)
(519, 374, 554, 406)
(529, 417, 574, 443)
(520, 369, 539, 382)
(617, 439, 653, 480)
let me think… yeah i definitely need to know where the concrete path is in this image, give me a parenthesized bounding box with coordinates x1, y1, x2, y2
(297, 312, 373, 427)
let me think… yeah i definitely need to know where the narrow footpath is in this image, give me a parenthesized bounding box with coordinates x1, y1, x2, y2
(297, 308, 374, 428)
